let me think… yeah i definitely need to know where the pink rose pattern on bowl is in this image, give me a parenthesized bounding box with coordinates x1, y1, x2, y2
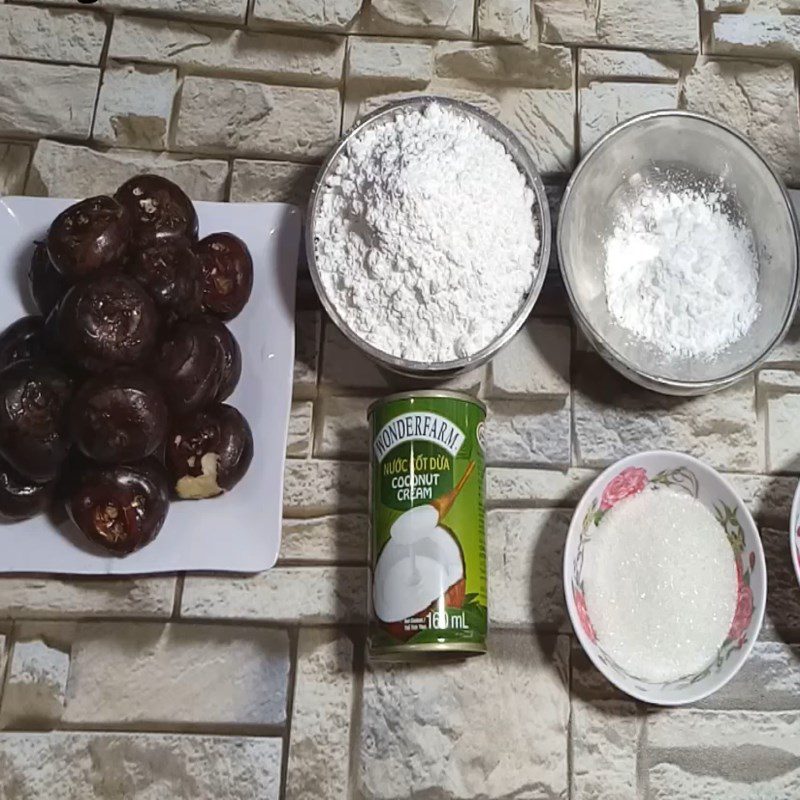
(729, 558, 754, 646)
(599, 466, 648, 510)
(572, 465, 757, 689)
(573, 589, 597, 644)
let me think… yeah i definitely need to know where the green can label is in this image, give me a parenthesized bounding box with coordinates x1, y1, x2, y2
(369, 392, 487, 657)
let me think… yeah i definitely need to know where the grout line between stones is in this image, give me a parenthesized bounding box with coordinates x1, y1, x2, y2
(0, 622, 16, 707)
(279, 626, 299, 800)
(104, 56, 346, 91)
(166, 68, 186, 153)
(87, 13, 115, 144)
(635, 703, 650, 799)
(171, 575, 185, 619)
(347, 627, 366, 800)
(762, 394, 772, 476)
(5, 1, 249, 29)
(566, 635, 574, 800)
(569, 312, 579, 469)
(275, 557, 369, 568)
(0, 54, 106, 70)
(0, 615, 324, 630)
(697, 0, 705, 56)
(20, 141, 36, 196)
(1, 622, 301, 739)
(0, 720, 287, 737)
(223, 157, 235, 202)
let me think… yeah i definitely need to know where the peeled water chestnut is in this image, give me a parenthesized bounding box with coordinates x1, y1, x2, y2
(166, 403, 253, 499)
(29, 242, 70, 317)
(66, 458, 170, 555)
(115, 175, 198, 247)
(0, 316, 49, 371)
(0, 456, 57, 521)
(57, 273, 159, 372)
(153, 320, 224, 413)
(195, 233, 253, 320)
(70, 370, 168, 464)
(127, 238, 203, 318)
(196, 316, 241, 401)
(46, 196, 130, 280)
(0, 360, 72, 483)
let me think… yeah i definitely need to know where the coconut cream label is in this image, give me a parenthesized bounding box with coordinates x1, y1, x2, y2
(373, 412, 465, 462)
(368, 392, 488, 660)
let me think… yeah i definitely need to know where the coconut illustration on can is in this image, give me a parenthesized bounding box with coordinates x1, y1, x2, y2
(369, 392, 487, 660)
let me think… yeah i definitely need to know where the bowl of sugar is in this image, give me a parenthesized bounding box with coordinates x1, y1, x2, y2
(559, 110, 799, 396)
(564, 450, 766, 705)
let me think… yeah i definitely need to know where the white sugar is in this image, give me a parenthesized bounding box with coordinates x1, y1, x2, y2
(583, 489, 737, 683)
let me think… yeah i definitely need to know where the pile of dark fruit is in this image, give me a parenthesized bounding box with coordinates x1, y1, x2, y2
(0, 174, 255, 555)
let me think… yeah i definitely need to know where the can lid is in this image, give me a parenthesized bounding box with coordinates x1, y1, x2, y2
(367, 390, 487, 416)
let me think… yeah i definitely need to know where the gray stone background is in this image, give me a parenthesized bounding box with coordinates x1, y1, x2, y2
(1, 0, 800, 797)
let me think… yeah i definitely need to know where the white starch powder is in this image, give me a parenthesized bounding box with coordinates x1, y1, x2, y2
(314, 104, 540, 363)
(583, 489, 737, 683)
(604, 187, 759, 358)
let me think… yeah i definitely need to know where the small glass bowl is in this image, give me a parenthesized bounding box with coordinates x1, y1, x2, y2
(558, 111, 800, 396)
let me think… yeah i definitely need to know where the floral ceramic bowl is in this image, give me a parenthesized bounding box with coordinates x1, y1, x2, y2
(788, 482, 800, 590)
(564, 450, 766, 705)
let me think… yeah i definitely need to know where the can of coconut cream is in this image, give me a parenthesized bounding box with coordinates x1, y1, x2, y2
(368, 391, 487, 661)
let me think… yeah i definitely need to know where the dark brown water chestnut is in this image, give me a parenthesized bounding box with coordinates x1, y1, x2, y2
(115, 175, 198, 247)
(46, 196, 130, 280)
(153, 320, 223, 413)
(196, 233, 253, 321)
(66, 458, 170, 555)
(166, 404, 253, 499)
(58, 274, 159, 372)
(0, 360, 72, 483)
(0, 316, 49, 371)
(0, 456, 57, 521)
(29, 242, 70, 316)
(195, 316, 241, 401)
(127, 238, 203, 318)
(70, 370, 168, 463)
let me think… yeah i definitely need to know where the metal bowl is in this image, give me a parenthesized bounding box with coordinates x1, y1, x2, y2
(558, 110, 800, 396)
(305, 96, 551, 378)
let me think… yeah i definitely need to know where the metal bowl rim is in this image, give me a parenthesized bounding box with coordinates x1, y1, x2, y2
(557, 108, 800, 393)
(305, 95, 552, 376)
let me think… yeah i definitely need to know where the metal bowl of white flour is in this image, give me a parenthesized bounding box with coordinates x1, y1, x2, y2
(559, 110, 800, 396)
(306, 96, 551, 377)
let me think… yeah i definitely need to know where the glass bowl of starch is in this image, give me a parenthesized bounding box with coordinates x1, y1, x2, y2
(558, 110, 799, 395)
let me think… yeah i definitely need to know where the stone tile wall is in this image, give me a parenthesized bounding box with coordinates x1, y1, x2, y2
(1, 0, 800, 797)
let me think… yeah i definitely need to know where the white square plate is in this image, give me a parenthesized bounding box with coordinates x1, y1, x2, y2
(0, 197, 300, 575)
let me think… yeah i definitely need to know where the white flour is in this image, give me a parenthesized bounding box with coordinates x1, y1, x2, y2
(314, 104, 540, 363)
(604, 187, 760, 358)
